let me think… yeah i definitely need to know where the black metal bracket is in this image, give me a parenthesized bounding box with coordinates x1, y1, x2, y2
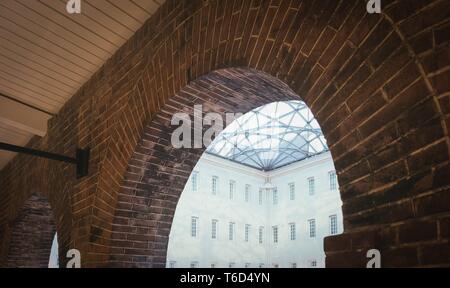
(0, 142, 90, 179)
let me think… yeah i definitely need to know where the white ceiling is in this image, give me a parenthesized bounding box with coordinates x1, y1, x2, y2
(0, 0, 164, 169)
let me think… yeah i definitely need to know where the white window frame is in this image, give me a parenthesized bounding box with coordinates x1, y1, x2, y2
(245, 224, 250, 242)
(289, 223, 296, 241)
(211, 219, 218, 239)
(308, 219, 316, 238)
(272, 226, 278, 244)
(330, 215, 338, 235)
(245, 184, 251, 202)
(289, 182, 295, 200)
(308, 177, 315, 195)
(212, 176, 218, 195)
(229, 222, 235, 241)
(191, 171, 199, 192)
(229, 180, 235, 200)
(329, 171, 337, 191)
(191, 217, 198, 238)
(258, 226, 264, 244)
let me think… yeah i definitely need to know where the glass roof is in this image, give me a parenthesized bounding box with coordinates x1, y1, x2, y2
(206, 101, 329, 171)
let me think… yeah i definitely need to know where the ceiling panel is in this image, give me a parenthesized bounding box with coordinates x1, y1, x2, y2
(0, 0, 164, 170)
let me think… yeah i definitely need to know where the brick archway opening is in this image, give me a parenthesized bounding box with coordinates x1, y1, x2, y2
(109, 68, 309, 267)
(5, 194, 56, 268)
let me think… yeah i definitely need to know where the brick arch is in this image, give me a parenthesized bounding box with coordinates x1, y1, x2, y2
(1, 0, 448, 268)
(87, 0, 450, 267)
(110, 68, 300, 267)
(5, 194, 56, 268)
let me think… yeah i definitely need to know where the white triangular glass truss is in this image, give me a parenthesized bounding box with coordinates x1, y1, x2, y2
(206, 101, 328, 171)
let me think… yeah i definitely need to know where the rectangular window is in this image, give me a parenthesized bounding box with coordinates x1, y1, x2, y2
(211, 219, 218, 239)
(211, 263, 216, 268)
(330, 215, 338, 235)
(191, 171, 199, 192)
(259, 226, 264, 244)
(169, 261, 176, 268)
(289, 223, 296, 241)
(273, 264, 279, 268)
(229, 180, 235, 200)
(245, 224, 250, 242)
(190, 261, 198, 268)
(289, 183, 295, 201)
(308, 177, 315, 195)
(245, 184, 251, 202)
(310, 260, 317, 267)
(229, 222, 235, 241)
(291, 263, 297, 268)
(329, 171, 337, 191)
(212, 176, 218, 195)
(229, 263, 235, 268)
(308, 219, 316, 238)
(272, 226, 278, 244)
(259, 263, 265, 268)
(191, 217, 198, 238)
(259, 189, 263, 205)
(245, 263, 251, 268)
(273, 189, 278, 205)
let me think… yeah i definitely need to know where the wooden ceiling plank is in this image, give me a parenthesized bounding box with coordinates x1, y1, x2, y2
(0, 45, 81, 89)
(0, 28, 92, 77)
(86, 0, 143, 31)
(131, 0, 160, 15)
(68, 0, 134, 40)
(16, 0, 119, 54)
(0, 39, 87, 84)
(0, 1, 110, 63)
(0, 54, 75, 94)
(0, 69, 66, 103)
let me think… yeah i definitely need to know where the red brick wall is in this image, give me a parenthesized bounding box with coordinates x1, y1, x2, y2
(0, 0, 449, 267)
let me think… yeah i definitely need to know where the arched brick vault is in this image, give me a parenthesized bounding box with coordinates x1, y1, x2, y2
(0, 0, 449, 268)
(5, 194, 56, 268)
(109, 68, 296, 267)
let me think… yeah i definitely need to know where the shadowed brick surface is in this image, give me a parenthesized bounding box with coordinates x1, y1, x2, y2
(0, 0, 449, 268)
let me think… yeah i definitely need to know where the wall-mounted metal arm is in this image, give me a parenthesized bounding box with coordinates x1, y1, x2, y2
(0, 142, 89, 179)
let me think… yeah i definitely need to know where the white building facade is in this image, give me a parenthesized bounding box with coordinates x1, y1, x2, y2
(166, 151, 343, 268)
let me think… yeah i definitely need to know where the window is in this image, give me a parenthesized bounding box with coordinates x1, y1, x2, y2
(308, 177, 315, 195)
(273, 189, 278, 205)
(310, 260, 317, 267)
(191, 217, 198, 238)
(169, 261, 176, 268)
(289, 183, 295, 200)
(308, 219, 316, 238)
(272, 226, 278, 244)
(212, 176, 218, 195)
(289, 223, 296, 241)
(329, 171, 337, 191)
(259, 189, 263, 205)
(259, 226, 264, 244)
(245, 184, 251, 202)
(191, 171, 198, 192)
(330, 215, 338, 235)
(259, 263, 265, 268)
(273, 264, 279, 268)
(190, 261, 199, 268)
(291, 263, 297, 268)
(245, 263, 251, 268)
(245, 224, 251, 242)
(211, 219, 218, 239)
(229, 222, 235, 241)
(229, 263, 235, 268)
(211, 263, 216, 268)
(229, 180, 235, 200)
